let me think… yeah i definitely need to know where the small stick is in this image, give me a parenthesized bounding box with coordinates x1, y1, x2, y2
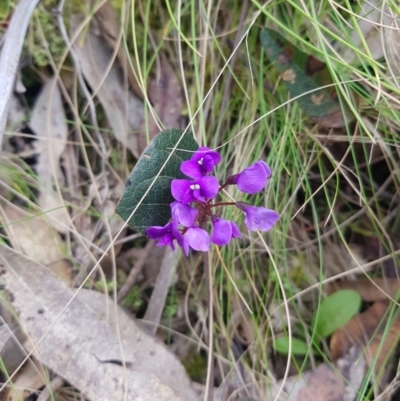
(203, 253, 214, 401)
(37, 376, 64, 401)
(117, 240, 154, 303)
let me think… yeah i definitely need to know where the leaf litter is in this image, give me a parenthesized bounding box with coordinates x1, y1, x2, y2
(1, 1, 400, 400)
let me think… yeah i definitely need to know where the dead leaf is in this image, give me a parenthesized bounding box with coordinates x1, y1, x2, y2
(0, 324, 27, 376)
(382, 4, 400, 85)
(28, 77, 70, 234)
(0, 243, 197, 401)
(71, 15, 144, 158)
(330, 301, 400, 375)
(261, 28, 354, 128)
(147, 53, 184, 144)
(0, 203, 71, 282)
(219, 346, 365, 401)
(0, 0, 40, 149)
(95, 0, 143, 99)
(341, 0, 384, 63)
(327, 278, 400, 302)
(3, 359, 47, 401)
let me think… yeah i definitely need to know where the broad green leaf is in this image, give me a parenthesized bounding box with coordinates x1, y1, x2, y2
(116, 129, 198, 234)
(273, 336, 309, 356)
(312, 289, 362, 338)
(260, 28, 354, 128)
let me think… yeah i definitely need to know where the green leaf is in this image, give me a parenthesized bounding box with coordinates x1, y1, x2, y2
(260, 28, 353, 128)
(312, 289, 362, 338)
(116, 129, 198, 234)
(273, 336, 309, 356)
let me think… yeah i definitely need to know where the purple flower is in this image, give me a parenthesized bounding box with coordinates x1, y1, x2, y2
(171, 176, 219, 204)
(146, 222, 189, 255)
(180, 147, 221, 179)
(211, 217, 241, 246)
(227, 161, 272, 194)
(235, 201, 279, 231)
(184, 226, 210, 252)
(171, 201, 198, 227)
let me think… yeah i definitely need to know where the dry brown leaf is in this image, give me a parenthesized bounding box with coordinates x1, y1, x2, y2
(95, 0, 143, 99)
(3, 359, 47, 401)
(0, 0, 40, 148)
(71, 16, 144, 158)
(0, 324, 27, 376)
(330, 301, 400, 375)
(327, 278, 400, 302)
(0, 203, 71, 282)
(220, 346, 365, 401)
(28, 77, 70, 234)
(146, 53, 184, 147)
(0, 244, 197, 401)
(382, 4, 400, 84)
(341, 0, 384, 63)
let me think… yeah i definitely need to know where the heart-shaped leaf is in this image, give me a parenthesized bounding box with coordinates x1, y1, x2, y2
(116, 129, 198, 234)
(261, 28, 354, 128)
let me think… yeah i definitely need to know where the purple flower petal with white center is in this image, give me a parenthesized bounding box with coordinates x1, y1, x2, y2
(171, 176, 219, 204)
(227, 161, 272, 194)
(235, 201, 279, 232)
(171, 201, 198, 227)
(184, 226, 210, 252)
(181, 147, 221, 179)
(211, 218, 242, 246)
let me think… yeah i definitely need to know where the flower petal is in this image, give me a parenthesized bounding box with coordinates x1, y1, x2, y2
(157, 233, 175, 250)
(230, 221, 242, 239)
(180, 160, 203, 179)
(199, 176, 219, 200)
(211, 218, 232, 246)
(184, 227, 210, 252)
(259, 160, 272, 178)
(235, 161, 271, 194)
(146, 223, 173, 239)
(235, 202, 279, 231)
(171, 179, 194, 204)
(171, 201, 198, 227)
(192, 147, 221, 164)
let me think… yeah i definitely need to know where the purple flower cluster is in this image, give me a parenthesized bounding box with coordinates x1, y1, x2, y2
(146, 147, 279, 256)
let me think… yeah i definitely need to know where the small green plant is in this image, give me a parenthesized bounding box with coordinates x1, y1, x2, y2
(273, 289, 362, 356)
(123, 286, 143, 309)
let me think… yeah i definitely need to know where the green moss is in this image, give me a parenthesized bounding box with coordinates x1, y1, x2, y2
(123, 286, 143, 309)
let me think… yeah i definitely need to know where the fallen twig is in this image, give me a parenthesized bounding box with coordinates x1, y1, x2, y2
(117, 240, 154, 303)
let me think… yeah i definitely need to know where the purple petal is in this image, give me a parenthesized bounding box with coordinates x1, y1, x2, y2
(192, 147, 221, 164)
(184, 227, 210, 252)
(171, 201, 198, 227)
(199, 176, 219, 200)
(230, 221, 242, 239)
(146, 223, 173, 239)
(146, 223, 178, 250)
(259, 160, 272, 178)
(180, 160, 203, 179)
(171, 179, 194, 204)
(234, 161, 272, 194)
(236, 202, 279, 231)
(211, 218, 232, 246)
(157, 233, 175, 250)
